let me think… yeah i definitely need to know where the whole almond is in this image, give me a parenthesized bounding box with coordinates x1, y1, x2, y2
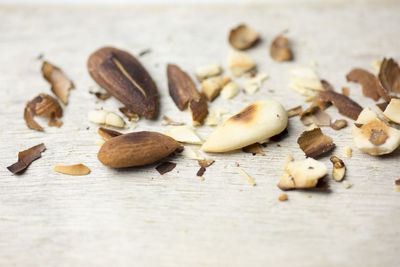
(88, 47, 159, 119)
(98, 131, 182, 168)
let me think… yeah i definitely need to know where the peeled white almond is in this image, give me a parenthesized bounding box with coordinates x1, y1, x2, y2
(289, 67, 324, 96)
(228, 50, 255, 77)
(352, 108, 400, 155)
(165, 125, 203, 145)
(383, 98, 400, 124)
(201, 100, 288, 152)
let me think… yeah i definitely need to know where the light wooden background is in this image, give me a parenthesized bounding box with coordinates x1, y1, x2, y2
(1, 1, 399, 266)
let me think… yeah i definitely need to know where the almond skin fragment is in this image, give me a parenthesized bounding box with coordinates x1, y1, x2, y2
(330, 156, 346, 182)
(319, 91, 362, 120)
(379, 58, 400, 93)
(383, 98, 400, 124)
(98, 131, 182, 168)
(270, 35, 292, 62)
(54, 164, 91, 175)
(88, 47, 159, 119)
(228, 24, 259, 50)
(42, 61, 74, 105)
(346, 68, 391, 102)
(297, 128, 335, 158)
(7, 143, 46, 174)
(24, 94, 63, 131)
(155, 162, 176, 175)
(98, 127, 122, 140)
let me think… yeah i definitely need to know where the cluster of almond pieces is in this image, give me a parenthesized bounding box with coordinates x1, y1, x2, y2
(7, 24, 400, 200)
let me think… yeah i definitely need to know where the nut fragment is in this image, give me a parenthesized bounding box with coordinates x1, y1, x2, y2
(182, 147, 205, 160)
(319, 91, 362, 120)
(202, 77, 231, 101)
(352, 108, 400, 155)
(161, 116, 185, 126)
(331, 119, 347, 130)
(42, 61, 74, 104)
(228, 50, 256, 77)
(195, 64, 222, 82)
(287, 106, 302, 118)
(342, 146, 352, 159)
(202, 100, 288, 152)
(98, 131, 182, 168)
(270, 34, 292, 62)
(88, 47, 159, 119)
(205, 108, 228, 126)
(297, 128, 335, 158)
(24, 94, 63, 131)
(221, 82, 239, 99)
(196, 167, 206, 177)
(165, 125, 203, 145)
(88, 109, 125, 128)
(289, 68, 324, 96)
(228, 24, 259, 50)
(330, 156, 346, 182)
(300, 103, 331, 126)
(245, 73, 269, 94)
(189, 96, 209, 124)
(198, 158, 215, 168)
(119, 107, 139, 121)
(343, 181, 352, 189)
(347, 68, 391, 102)
(383, 98, 400, 124)
(7, 143, 46, 174)
(278, 194, 288, 201)
(238, 168, 256, 186)
(379, 58, 400, 93)
(90, 90, 111, 100)
(155, 162, 176, 175)
(98, 127, 122, 140)
(277, 158, 328, 190)
(54, 164, 91, 175)
(242, 143, 265, 155)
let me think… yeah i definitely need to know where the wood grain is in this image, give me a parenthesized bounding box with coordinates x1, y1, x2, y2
(0, 1, 400, 266)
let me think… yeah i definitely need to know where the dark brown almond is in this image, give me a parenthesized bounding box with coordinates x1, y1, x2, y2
(156, 162, 176, 175)
(379, 58, 400, 93)
(242, 143, 265, 155)
(42, 61, 74, 105)
(346, 68, 391, 101)
(229, 24, 259, 50)
(88, 47, 159, 119)
(98, 131, 182, 168)
(24, 94, 63, 131)
(297, 128, 335, 158)
(319, 91, 362, 120)
(331, 119, 347, 130)
(270, 35, 292, 62)
(98, 127, 122, 140)
(189, 95, 208, 124)
(167, 64, 201, 110)
(7, 143, 46, 174)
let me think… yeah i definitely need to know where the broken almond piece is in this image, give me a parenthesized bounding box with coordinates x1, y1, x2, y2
(202, 100, 288, 152)
(342, 146, 352, 159)
(182, 147, 205, 160)
(352, 108, 400, 155)
(347, 68, 391, 102)
(242, 143, 265, 155)
(119, 107, 139, 121)
(270, 35, 292, 62)
(98, 127, 122, 140)
(42, 61, 74, 105)
(245, 73, 269, 94)
(195, 64, 222, 82)
(278, 193, 288, 201)
(165, 125, 203, 145)
(319, 91, 362, 120)
(229, 50, 256, 77)
(228, 24, 259, 50)
(88, 109, 125, 128)
(205, 108, 228, 126)
(24, 94, 63, 131)
(53, 164, 90, 175)
(383, 98, 400, 124)
(297, 128, 335, 158)
(300, 103, 331, 126)
(330, 156, 346, 182)
(221, 82, 239, 99)
(376, 102, 390, 112)
(289, 68, 324, 96)
(238, 168, 256, 186)
(202, 76, 231, 101)
(277, 158, 328, 190)
(331, 119, 347, 130)
(155, 162, 176, 175)
(287, 106, 302, 118)
(7, 143, 46, 174)
(379, 58, 400, 93)
(342, 87, 349, 96)
(161, 116, 185, 126)
(189, 95, 209, 124)
(198, 158, 215, 168)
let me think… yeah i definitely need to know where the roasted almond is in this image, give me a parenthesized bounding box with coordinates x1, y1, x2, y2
(98, 131, 182, 168)
(88, 47, 159, 119)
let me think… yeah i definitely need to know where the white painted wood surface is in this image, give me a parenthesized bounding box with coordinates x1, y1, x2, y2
(1, 1, 399, 266)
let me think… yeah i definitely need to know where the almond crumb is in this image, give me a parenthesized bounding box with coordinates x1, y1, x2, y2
(343, 181, 352, 189)
(238, 168, 256, 186)
(278, 194, 288, 201)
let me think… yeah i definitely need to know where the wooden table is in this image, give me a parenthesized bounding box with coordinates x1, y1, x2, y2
(1, 1, 399, 266)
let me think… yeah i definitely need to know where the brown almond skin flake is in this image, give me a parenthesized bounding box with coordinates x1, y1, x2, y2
(319, 91, 362, 120)
(196, 166, 206, 177)
(379, 58, 400, 93)
(24, 94, 63, 131)
(229, 24, 260, 50)
(156, 162, 177, 175)
(42, 61, 74, 105)
(270, 35, 292, 62)
(297, 128, 335, 158)
(7, 143, 46, 174)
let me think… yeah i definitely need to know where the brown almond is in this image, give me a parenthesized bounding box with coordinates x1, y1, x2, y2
(379, 58, 400, 93)
(88, 47, 159, 119)
(229, 24, 259, 50)
(42, 61, 74, 105)
(346, 68, 391, 102)
(98, 131, 182, 168)
(270, 35, 292, 62)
